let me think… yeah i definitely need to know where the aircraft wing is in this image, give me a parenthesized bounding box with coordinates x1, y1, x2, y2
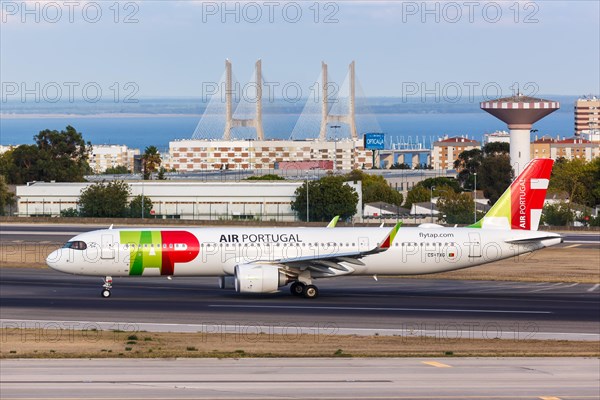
(258, 222, 401, 276)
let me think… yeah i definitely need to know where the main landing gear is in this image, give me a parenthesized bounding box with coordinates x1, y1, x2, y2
(101, 276, 113, 298)
(290, 281, 319, 299)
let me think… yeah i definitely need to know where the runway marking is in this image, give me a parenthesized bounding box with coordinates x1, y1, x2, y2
(529, 283, 565, 293)
(208, 305, 552, 314)
(588, 284, 600, 292)
(422, 361, 452, 368)
(564, 244, 580, 248)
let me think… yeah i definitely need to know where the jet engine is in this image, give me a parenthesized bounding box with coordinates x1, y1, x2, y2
(234, 264, 289, 294)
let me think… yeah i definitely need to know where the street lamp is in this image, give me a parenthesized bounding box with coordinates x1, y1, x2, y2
(473, 172, 477, 223)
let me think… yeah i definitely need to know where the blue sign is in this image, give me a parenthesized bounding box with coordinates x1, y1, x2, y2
(363, 133, 385, 150)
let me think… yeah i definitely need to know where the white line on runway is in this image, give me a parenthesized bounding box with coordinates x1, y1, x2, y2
(208, 304, 552, 314)
(529, 283, 565, 293)
(588, 284, 600, 292)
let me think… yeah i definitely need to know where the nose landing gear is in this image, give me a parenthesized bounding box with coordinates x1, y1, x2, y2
(101, 276, 113, 298)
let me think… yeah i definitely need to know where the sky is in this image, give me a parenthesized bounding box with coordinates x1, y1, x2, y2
(1, 0, 599, 101)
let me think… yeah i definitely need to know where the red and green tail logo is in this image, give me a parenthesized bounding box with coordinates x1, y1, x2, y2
(470, 158, 553, 231)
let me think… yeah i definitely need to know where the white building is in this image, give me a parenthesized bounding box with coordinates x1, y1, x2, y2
(89, 145, 140, 174)
(15, 180, 362, 222)
(483, 131, 510, 145)
(164, 139, 373, 172)
(0, 144, 18, 154)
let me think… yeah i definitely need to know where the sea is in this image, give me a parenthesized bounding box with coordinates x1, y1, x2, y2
(0, 111, 573, 151)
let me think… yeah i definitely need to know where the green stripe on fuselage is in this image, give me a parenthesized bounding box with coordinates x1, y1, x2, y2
(120, 231, 162, 276)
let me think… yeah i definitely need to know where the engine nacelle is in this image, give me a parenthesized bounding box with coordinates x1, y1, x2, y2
(234, 264, 288, 294)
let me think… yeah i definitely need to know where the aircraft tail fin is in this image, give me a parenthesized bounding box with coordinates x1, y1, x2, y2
(470, 158, 553, 231)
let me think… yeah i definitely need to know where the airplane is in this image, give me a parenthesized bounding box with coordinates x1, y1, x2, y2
(46, 158, 562, 299)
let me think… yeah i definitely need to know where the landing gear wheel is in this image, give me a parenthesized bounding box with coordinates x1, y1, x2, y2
(303, 285, 319, 299)
(101, 276, 113, 299)
(290, 282, 306, 296)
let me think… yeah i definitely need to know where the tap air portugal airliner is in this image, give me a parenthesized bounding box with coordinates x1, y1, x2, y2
(47, 158, 562, 299)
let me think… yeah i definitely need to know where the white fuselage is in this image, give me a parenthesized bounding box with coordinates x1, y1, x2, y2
(46, 227, 562, 278)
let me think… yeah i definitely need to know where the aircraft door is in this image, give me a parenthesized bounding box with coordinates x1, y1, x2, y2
(468, 233, 482, 258)
(101, 234, 115, 259)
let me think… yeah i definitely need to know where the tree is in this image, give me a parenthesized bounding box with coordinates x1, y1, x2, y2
(157, 167, 167, 180)
(453, 148, 482, 189)
(79, 181, 131, 218)
(549, 158, 598, 208)
(104, 165, 130, 174)
(482, 141, 509, 156)
(436, 190, 475, 224)
(455, 143, 513, 203)
(291, 176, 358, 222)
(478, 154, 513, 205)
(346, 170, 403, 206)
(2, 126, 91, 184)
(390, 162, 411, 170)
(403, 185, 430, 209)
(34, 126, 91, 182)
(129, 195, 153, 218)
(0, 176, 15, 216)
(142, 146, 161, 180)
(418, 177, 462, 193)
(541, 202, 575, 226)
(60, 208, 80, 217)
(5, 145, 40, 184)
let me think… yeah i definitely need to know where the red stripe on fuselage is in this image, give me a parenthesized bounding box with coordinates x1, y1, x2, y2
(160, 231, 200, 275)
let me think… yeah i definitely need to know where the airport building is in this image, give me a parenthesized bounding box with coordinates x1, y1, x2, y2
(88, 145, 140, 174)
(164, 139, 373, 172)
(15, 180, 362, 222)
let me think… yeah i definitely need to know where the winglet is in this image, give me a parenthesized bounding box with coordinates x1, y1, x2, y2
(109, 224, 113, 230)
(378, 222, 401, 249)
(326, 216, 340, 228)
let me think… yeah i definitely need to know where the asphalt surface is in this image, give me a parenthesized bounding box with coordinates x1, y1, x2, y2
(1, 358, 599, 399)
(1, 268, 599, 340)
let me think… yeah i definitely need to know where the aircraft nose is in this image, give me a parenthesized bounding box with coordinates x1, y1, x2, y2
(46, 249, 65, 272)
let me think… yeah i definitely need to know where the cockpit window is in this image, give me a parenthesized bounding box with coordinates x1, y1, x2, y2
(63, 241, 87, 250)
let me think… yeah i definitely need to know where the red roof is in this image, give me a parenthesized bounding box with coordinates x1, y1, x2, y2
(436, 137, 479, 144)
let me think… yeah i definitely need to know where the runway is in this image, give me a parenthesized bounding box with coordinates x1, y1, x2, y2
(1, 267, 599, 341)
(1, 357, 599, 399)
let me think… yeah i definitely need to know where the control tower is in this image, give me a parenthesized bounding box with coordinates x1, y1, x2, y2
(481, 94, 559, 174)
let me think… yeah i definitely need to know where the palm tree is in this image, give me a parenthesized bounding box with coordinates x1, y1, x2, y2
(142, 146, 161, 180)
